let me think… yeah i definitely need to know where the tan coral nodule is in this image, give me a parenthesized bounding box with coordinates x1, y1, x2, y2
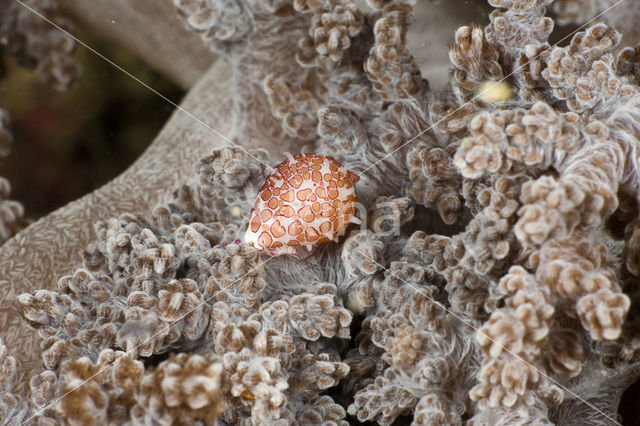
(6, 1, 640, 425)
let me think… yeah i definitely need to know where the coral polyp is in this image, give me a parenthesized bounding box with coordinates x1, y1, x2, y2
(5, 0, 640, 424)
(245, 153, 360, 256)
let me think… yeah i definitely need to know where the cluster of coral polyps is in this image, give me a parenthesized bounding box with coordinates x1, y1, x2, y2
(3, 0, 640, 424)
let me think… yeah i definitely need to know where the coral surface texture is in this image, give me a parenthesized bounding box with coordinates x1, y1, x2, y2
(2, 0, 640, 425)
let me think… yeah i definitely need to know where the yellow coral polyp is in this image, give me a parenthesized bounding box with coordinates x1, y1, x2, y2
(476, 80, 513, 104)
(240, 390, 255, 401)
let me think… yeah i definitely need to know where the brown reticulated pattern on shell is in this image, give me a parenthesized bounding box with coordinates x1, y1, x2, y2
(245, 153, 359, 255)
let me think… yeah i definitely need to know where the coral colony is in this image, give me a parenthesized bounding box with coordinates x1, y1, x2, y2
(3, 0, 640, 425)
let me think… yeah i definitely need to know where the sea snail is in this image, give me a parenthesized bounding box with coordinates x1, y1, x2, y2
(245, 153, 360, 257)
